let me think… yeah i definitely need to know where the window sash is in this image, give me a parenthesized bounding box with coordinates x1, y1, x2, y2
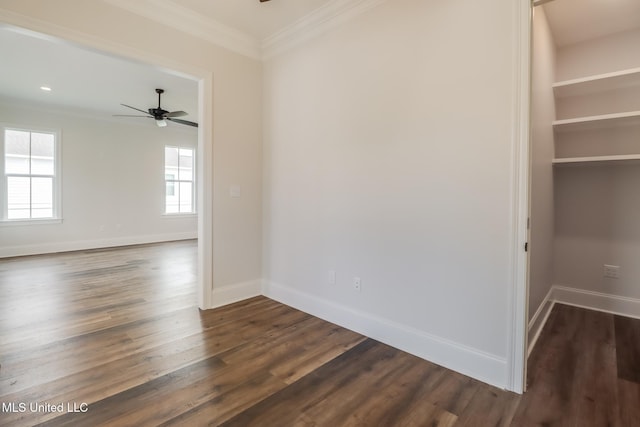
(2, 127, 59, 221)
(164, 146, 195, 214)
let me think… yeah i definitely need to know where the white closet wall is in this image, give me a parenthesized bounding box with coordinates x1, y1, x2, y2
(553, 27, 640, 303)
(528, 7, 556, 337)
(556, 29, 640, 80)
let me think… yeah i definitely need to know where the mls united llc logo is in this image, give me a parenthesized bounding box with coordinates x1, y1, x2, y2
(2, 401, 89, 413)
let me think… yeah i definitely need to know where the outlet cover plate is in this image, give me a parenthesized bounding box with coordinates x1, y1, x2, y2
(604, 264, 620, 279)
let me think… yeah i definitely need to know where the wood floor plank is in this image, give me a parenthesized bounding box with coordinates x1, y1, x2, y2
(158, 370, 287, 426)
(375, 367, 460, 426)
(1, 298, 296, 396)
(219, 316, 366, 384)
(1, 305, 208, 392)
(219, 339, 458, 427)
(218, 339, 386, 427)
(454, 384, 520, 427)
(567, 307, 619, 427)
(1, 304, 310, 426)
(614, 315, 640, 384)
(618, 378, 640, 426)
(298, 346, 459, 427)
(34, 356, 230, 427)
(511, 304, 620, 426)
(420, 368, 480, 417)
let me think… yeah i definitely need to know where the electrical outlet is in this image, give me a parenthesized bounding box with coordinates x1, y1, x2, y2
(328, 270, 336, 285)
(229, 185, 241, 198)
(353, 277, 361, 292)
(604, 264, 620, 279)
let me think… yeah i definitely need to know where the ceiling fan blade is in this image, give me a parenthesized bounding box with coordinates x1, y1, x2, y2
(167, 117, 198, 128)
(121, 103, 150, 114)
(165, 111, 188, 118)
(113, 114, 152, 117)
(118, 90, 195, 128)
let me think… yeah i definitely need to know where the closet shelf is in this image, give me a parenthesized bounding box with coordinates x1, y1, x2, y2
(553, 67, 640, 98)
(552, 154, 640, 165)
(552, 110, 640, 132)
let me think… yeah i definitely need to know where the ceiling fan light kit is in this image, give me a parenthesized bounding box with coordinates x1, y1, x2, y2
(114, 88, 198, 128)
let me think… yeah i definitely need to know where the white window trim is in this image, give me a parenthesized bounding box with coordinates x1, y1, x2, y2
(164, 145, 196, 215)
(0, 124, 62, 224)
(161, 213, 197, 218)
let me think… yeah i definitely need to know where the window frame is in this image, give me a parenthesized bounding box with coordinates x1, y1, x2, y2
(163, 145, 196, 216)
(0, 124, 62, 225)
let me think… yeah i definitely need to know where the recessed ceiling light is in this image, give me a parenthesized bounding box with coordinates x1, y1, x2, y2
(40, 86, 52, 92)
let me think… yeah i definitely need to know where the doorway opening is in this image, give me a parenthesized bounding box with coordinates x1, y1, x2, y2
(0, 21, 213, 308)
(525, 0, 640, 421)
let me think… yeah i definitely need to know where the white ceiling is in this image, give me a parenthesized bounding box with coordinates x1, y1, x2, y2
(0, 26, 199, 124)
(174, 0, 334, 40)
(543, 0, 640, 47)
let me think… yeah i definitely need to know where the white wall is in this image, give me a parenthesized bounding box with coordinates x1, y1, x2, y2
(528, 8, 556, 337)
(553, 27, 640, 310)
(263, 0, 520, 387)
(556, 28, 640, 81)
(0, 0, 263, 291)
(0, 101, 197, 257)
(555, 166, 640, 300)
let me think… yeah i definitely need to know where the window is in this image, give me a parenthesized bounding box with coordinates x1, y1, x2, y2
(164, 146, 195, 214)
(1, 127, 60, 221)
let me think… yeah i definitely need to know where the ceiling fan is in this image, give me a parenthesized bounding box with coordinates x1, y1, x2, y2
(115, 88, 198, 128)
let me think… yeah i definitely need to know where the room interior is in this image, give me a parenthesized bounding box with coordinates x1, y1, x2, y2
(1, 0, 639, 423)
(0, 26, 199, 257)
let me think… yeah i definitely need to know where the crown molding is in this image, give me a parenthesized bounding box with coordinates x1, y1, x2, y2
(262, 0, 387, 59)
(102, 0, 387, 61)
(102, 0, 261, 60)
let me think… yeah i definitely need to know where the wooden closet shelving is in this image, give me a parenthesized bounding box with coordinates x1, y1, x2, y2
(552, 67, 640, 164)
(553, 110, 640, 132)
(553, 66, 640, 98)
(552, 154, 640, 165)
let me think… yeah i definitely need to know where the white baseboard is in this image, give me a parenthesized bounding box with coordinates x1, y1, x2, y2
(551, 285, 640, 320)
(210, 280, 263, 309)
(0, 232, 197, 258)
(527, 287, 555, 358)
(262, 280, 508, 390)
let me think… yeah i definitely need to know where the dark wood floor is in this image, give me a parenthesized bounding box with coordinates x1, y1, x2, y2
(1, 241, 638, 426)
(512, 303, 640, 426)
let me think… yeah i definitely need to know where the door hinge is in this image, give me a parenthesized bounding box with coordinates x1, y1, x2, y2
(524, 242, 529, 252)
